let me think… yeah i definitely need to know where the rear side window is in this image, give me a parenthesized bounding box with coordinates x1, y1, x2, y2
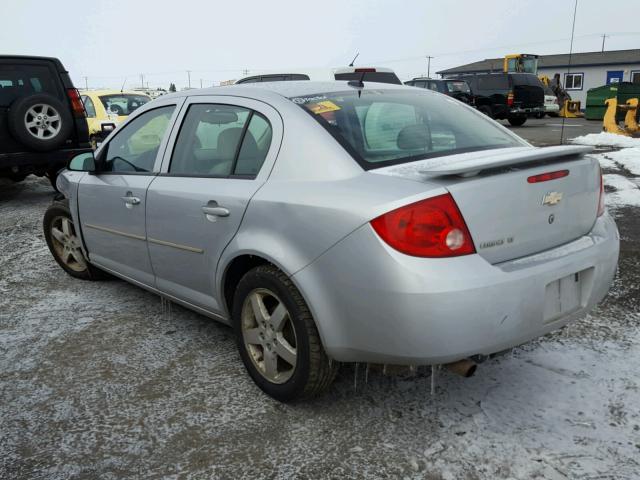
(334, 72, 402, 85)
(81, 96, 96, 117)
(291, 89, 522, 169)
(0, 63, 60, 107)
(445, 81, 471, 93)
(476, 75, 509, 90)
(169, 104, 272, 177)
(99, 94, 150, 116)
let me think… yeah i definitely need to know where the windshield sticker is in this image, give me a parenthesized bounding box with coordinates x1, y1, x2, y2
(307, 100, 341, 114)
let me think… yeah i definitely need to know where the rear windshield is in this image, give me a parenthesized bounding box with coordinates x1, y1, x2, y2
(511, 74, 544, 87)
(475, 75, 509, 90)
(99, 94, 150, 116)
(445, 81, 470, 93)
(0, 63, 59, 107)
(334, 72, 402, 85)
(291, 89, 522, 169)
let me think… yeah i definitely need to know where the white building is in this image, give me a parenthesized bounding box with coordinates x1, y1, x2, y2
(437, 49, 640, 105)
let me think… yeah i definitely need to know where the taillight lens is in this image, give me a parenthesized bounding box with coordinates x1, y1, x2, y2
(527, 169, 569, 183)
(66, 88, 86, 118)
(507, 92, 514, 107)
(597, 167, 605, 217)
(371, 194, 476, 257)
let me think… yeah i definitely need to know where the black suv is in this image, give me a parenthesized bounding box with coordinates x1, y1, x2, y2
(0, 55, 90, 188)
(454, 73, 545, 126)
(404, 78, 473, 104)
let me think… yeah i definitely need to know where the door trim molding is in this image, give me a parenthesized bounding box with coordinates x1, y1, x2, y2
(148, 237, 204, 254)
(84, 223, 146, 241)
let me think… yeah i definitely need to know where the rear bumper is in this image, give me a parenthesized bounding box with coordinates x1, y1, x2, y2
(0, 147, 91, 174)
(545, 104, 560, 113)
(510, 106, 545, 116)
(294, 214, 619, 364)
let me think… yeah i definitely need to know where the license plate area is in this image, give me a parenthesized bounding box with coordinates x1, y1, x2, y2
(543, 268, 592, 323)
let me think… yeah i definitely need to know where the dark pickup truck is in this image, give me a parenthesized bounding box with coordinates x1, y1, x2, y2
(0, 55, 90, 189)
(454, 73, 545, 126)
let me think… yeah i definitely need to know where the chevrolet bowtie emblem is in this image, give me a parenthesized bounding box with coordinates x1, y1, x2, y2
(542, 191, 563, 206)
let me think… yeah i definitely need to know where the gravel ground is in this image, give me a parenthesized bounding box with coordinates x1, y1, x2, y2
(1, 155, 639, 480)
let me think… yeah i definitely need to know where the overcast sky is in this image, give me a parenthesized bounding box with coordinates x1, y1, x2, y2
(3, 0, 640, 90)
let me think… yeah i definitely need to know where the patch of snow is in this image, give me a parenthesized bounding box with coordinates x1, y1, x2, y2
(571, 132, 640, 148)
(603, 174, 640, 208)
(602, 147, 640, 176)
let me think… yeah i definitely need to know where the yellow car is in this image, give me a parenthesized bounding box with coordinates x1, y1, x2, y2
(80, 90, 151, 148)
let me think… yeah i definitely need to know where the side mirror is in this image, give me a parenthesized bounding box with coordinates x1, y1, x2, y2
(68, 152, 97, 172)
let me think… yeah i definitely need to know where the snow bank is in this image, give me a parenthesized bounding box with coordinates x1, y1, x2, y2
(571, 132, 640, 148)
(603, 174, 640, 208)
(601, 147, 640, 176)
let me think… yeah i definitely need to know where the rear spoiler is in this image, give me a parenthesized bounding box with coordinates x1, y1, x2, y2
(414, 145, 594, 178)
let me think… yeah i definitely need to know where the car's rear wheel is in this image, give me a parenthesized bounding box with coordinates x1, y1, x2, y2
(43, 200, 104, 280)
(508, 116, 527, 126)
(8, 94, 72, 151)
(233, 265, 338, 401)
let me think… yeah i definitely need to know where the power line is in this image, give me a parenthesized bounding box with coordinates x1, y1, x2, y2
(560, 0, 579, 146)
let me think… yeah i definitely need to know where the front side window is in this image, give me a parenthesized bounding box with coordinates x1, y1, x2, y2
(101, 105, 175, 173)
(81, 96, 96, 117)
(99, 94, 150, 116)
(170, 104, 272, 177)
(565, 73, 583, 90)
(291, 89, 523, 169)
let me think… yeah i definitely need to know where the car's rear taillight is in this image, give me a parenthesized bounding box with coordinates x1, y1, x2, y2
(597, 167, 605, 217)
(66, 88, 86, 118)
(370, 193, 476, 257)
(507, 91, 514, 107)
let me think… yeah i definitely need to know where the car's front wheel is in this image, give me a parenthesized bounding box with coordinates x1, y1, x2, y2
(43, 200, 103, 280)
(233, 265, 338, 401)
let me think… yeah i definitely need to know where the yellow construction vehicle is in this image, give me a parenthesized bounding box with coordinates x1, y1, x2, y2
(602, 98, 640, 136)
(503, 54, 539, 74)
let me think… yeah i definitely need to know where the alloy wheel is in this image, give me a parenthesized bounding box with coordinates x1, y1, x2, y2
(24, 104, 62, 139)
(49, 216, 86, 272)
(241, 288, 298, 384)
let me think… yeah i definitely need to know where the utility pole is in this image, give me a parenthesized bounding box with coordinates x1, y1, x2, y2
(187, 70, 192, 89)
(426, 56, 434, 78)
(200, 78, 203, 88)
(140, 74, 145, 89)
(83, 76, 88, 90)
(242, 69, 250, 76)
(601, 34, 609, 52)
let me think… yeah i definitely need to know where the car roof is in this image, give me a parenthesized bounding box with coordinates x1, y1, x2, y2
(235, 67, 398, 83)
(0, 55, 66, 71)
(161, 80, 410, 103)
(81, 89, 151, 97)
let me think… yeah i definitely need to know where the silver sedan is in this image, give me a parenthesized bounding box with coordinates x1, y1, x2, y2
(45, 81, 619, 401)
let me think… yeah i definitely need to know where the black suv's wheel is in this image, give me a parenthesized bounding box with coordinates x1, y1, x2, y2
(233, 265, 338, 402)
(43, 200, 104, 280)
(8, 94, 72, 151)
(508, 116, 527, 127)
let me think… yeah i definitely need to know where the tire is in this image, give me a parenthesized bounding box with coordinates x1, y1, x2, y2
(46, 169, 60, 192)
(508, 116, 527, 127)
(43, 199, 104, 280)
(232, 265, 338, 402)
(477, 105, 493, 118)
(8, 94, 73, 152)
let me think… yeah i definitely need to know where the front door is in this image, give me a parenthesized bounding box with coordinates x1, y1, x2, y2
(78, 102, 180, 285)
(606, 70, 624, 85)
(146, 97, 280, 313)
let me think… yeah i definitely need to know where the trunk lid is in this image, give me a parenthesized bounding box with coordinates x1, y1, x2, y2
(373, 146, 601, 264)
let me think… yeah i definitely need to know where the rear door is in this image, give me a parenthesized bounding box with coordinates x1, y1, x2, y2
(146, 96, 282, 313)
(77, 100, 183, 285)
(0, 58, 64, 154)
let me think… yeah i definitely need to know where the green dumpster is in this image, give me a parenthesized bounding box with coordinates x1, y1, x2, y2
(585, 84, 618, 120)
(585, 82, 640, 121)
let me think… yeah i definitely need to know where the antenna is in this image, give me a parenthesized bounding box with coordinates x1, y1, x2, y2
(600, 33, 609, 52)
(349, 53, 359, 67)
(560, 0, 578, 145)
(120, 77, 127, 93)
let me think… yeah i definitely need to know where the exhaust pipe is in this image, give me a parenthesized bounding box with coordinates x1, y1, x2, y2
(444, 359, 477, 378)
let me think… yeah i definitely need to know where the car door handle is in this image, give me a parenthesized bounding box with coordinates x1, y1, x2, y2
(202, 206, 230, 217)
(121, 195, 141, 206)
